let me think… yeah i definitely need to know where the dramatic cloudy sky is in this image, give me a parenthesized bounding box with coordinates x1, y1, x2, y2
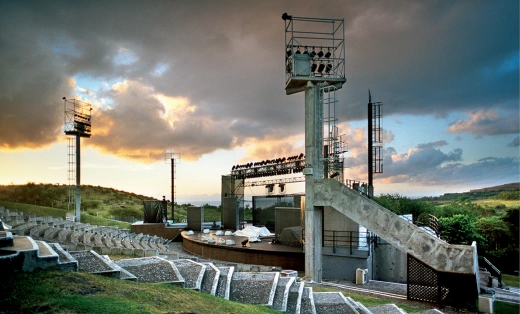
(0, 1, 518, 202)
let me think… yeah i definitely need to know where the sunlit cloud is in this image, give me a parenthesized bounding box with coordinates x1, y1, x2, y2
(448, 109, 519, 138)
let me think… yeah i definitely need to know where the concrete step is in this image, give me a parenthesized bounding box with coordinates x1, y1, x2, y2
(345, 296, 372, 314)
(273, 276, 296, 312)
(286, 281, 305, 314)
(229, 271, 279, 306)
(69, 250, 122, 278)
(200, 262, 220, 296)
(215, 266, 234, 300)
(300, 287, 316, 314)
(47, 243, 78, 271)
(115, 256, 184, 285)
(171, 259, 206, 290)
(367, 304, 406, 314)
(313, 292, 358, 314)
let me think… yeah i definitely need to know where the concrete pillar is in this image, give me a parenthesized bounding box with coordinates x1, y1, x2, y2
(75, 135, 81, 222)
(304, 81, 323, 282)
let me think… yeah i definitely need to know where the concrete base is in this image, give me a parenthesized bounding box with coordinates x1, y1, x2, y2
(478, 294, 494, 313)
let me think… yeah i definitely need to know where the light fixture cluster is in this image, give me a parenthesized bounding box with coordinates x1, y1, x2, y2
(230, 153, 306, 179)
(231, 153, 304, 171)
(286, 46, 334, 75)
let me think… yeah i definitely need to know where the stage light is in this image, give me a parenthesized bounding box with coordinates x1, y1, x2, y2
(295, 47, 301, 54)
(317, 62, 325, 73)
(330, 172, 340, 178)
(311, 61, 317, 72)
(324, 48, 331, 58)
(282, 13, 292, 21)
(310, 47, 316, 58)
(317, 48, 324, 58)
(303, 46, 308, 55)
(325, 62, 332, 73)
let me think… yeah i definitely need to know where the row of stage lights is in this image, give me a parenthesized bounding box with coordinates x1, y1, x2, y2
(234, 166, 306, 179)
(286, 46, 334, 74)
(286, 46, 332, 59)
(231, 153, 305, 171)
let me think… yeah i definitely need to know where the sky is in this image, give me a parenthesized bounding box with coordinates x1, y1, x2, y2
(0, 0, 518, 203)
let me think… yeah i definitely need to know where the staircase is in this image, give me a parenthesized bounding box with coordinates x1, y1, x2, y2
(313, 179, 478, 274)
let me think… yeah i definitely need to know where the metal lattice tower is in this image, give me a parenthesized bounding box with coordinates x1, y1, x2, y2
(63, 97, 92, 222)
(322, 85, 347, 182)
(67, 137, 76, 210)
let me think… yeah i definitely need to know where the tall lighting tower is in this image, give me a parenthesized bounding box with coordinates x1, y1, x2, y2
(283, 13, 346, 282)
(63, 98, 92, 222)
(165, 151, 180, 222)
(367, 90, 383, 198)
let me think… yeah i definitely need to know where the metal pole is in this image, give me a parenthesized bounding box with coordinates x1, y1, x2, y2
(368, 90, 374, 198)
(171, 158, 175, 223)
(75, 135, 81, 222)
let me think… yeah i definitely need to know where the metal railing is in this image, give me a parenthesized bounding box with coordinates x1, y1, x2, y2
(479, 256, 502, 284)
(323, 230, 372, 254)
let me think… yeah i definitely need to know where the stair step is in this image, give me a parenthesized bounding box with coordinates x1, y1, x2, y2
(115, 256, 184, 285)
(313, 292, 358, 314)
(216, 266, 234, 300)
(286, 281, 305, 314)
(229, 271, 279, 306)
(345, 296, 372, 314)
(69, 250, 121, 278)
(47, 243, 78, 271)
(273, 276, 296, 312)
(367, 304, 406, 314)
(300, 287, 316, 314)
(200, 262, 220, 296)
(172, 259, 206, 290)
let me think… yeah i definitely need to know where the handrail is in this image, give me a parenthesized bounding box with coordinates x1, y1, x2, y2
(479, 256, 501, 284)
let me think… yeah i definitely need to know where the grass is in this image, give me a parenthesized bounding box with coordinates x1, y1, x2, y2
(503, 274, 520, 288)
(0, 201, 131, 229)
(0, 270, 282, 314)
(495, 300, 520, 314)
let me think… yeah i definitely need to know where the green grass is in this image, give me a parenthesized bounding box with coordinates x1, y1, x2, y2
(495, 300, 520, 314)
(0, 270, 282, 314)
(503, 274, 520, 288)
(0, 201, 131, 229)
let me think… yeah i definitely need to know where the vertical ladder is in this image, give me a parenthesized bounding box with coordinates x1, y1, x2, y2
(67, 137, 75, 211)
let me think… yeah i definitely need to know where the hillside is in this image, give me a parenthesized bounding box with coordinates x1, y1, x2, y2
(418, 182, 520, 203)
(0, 183, 228, 223)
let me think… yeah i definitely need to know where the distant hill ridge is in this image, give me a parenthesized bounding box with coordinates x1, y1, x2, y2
(469, 182, 520, 193)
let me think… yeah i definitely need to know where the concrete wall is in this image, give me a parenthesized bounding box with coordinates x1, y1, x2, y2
(322, 253, 372, 281)
(323, 206, 358, 232)
(373, 241, 407, 284)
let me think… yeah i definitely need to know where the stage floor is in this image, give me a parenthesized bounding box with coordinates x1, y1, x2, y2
(181, 230, 304, 270)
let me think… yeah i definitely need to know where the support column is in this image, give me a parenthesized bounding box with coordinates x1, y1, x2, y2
(75, 135, 81, 222)
(304, 81, 323, 282)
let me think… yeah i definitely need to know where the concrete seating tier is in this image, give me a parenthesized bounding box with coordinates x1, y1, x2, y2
(171, 259, 206, 290)
(0, 207, 448, 313)
(114, 256, 184, 285)
(0, 209, 170, 257)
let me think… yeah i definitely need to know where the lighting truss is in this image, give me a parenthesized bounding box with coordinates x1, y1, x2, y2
(230, 156, 306, 179)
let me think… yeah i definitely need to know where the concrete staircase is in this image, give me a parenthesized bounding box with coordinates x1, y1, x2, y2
(313, 179, 478, 275)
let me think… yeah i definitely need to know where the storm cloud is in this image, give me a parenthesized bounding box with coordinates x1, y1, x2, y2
(0, 0, 518, 171)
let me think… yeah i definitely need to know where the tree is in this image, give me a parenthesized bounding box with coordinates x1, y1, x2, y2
(438, 214, 486, 248)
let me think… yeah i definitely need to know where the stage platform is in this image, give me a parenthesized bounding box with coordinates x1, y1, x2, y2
(181, 230, 304, 271)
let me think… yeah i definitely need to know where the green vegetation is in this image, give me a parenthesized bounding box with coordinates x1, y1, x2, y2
(502, 274, 520, 288)
(495, 300, 520, 314)
(0, 270, 282, 314)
